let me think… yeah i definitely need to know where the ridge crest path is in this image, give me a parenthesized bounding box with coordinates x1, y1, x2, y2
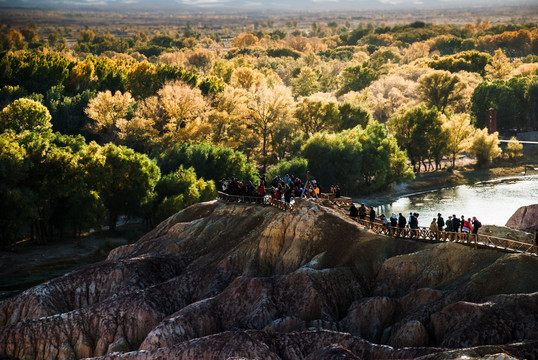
(217, 191, 537, 256)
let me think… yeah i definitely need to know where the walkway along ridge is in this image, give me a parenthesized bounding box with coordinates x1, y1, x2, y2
(216, 191, 537, 256)
(217, 191, 294, 211)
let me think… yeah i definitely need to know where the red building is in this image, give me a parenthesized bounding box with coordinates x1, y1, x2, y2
(486, 108, 497, 134)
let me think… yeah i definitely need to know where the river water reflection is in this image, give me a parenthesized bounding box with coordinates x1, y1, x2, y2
(372, 174, 538, 227)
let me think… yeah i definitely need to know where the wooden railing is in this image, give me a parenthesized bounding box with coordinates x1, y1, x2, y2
(217, 191, 267, 205)
(349, 217, 537, 255)
(319, 193, 353, 207)
(269, 197, 293, 211)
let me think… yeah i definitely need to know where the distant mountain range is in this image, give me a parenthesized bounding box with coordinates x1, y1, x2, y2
(0, 0, 536, 11)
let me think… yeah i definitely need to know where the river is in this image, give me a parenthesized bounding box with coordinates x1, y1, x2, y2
(369, 174, 538, 227)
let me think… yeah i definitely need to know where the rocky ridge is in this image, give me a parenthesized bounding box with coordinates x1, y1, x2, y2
(0, 199, 537, 359)
(506, 204, 538, 233)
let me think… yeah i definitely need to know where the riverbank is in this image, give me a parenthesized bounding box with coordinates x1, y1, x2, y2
(355, 159, 538, 206)
(0, 224, 145, 301)
(353, 162, 538, 246)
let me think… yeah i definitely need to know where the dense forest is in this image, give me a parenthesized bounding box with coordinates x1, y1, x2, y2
(1, 11, 537, 246)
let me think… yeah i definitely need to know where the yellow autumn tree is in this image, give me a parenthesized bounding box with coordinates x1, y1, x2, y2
(230, 67, 265, 91)
(231, 33, 259, 48)
(208, 86, 257, 157)
(485, 49, 513, 81)
(445, 113, 475, 167)
(469, 128, 502, 166)
(131, 81, 210, 147)
(85, 90, 133, 143)
(505, 137, 523, 159)
(70, 58, 97, 92)
(246, 84, 294, 172)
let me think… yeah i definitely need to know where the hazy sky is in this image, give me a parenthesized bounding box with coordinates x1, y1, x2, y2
(1, 0, 535, 9)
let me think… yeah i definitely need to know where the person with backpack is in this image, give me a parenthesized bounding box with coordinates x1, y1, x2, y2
(472, 216, 481, 234)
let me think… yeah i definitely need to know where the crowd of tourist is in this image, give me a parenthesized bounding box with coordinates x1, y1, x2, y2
(219, 175, 341, 204)
(349, 203, 483, 238)
(220, 178, 535, 249)
(222, 176, 485, 240)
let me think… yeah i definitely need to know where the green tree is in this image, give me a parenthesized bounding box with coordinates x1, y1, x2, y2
(157, 142, 257, 182)
(20, 28, 39, 43)
(0, 85, 28, 108)
(428, 51, 492, 75)
(294, 97, 340, 136)
(527, 78, 538, 131)
(471, 77, 530, 132)
(0, 132, 35, 247)
(0, 29, 25, 50)
(2, 131, 104, 243)
(86, 143, 160, 231)
(387, 104, 448, 172)
(358, 121, 414, 189)
(338, 102, 372, 130)
(0, 51, 73, 95)
(0, 98, 52, 133)
(418, 70, 465, 113)
(46, 86, 96, 135)
(367, 47, 402, 70)
(266, 157, 309, 184)
(290, 67, 320, 97)
(428, 35, 464, 55)
(301, 122, 412, 194)
(125, 61, 159, 99)
(29, 136, 98, 241)
(69, 57, 98, 92)
(199, 76, 226, 97)
(336, 64, 377, 96)
(47, 32, 66, 50)
(91, 56, 129, 93)
(154, 165, 216, 223)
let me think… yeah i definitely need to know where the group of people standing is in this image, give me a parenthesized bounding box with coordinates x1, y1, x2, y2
(348, 203, 375, 224)
(349, 203, 483, 238)
(220, 174, 341, 205)
(428, 213, 482, 235)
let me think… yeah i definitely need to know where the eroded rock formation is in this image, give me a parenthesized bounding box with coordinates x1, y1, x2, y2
(1, 199, 537, 360)
(506, 203, 538, 233)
